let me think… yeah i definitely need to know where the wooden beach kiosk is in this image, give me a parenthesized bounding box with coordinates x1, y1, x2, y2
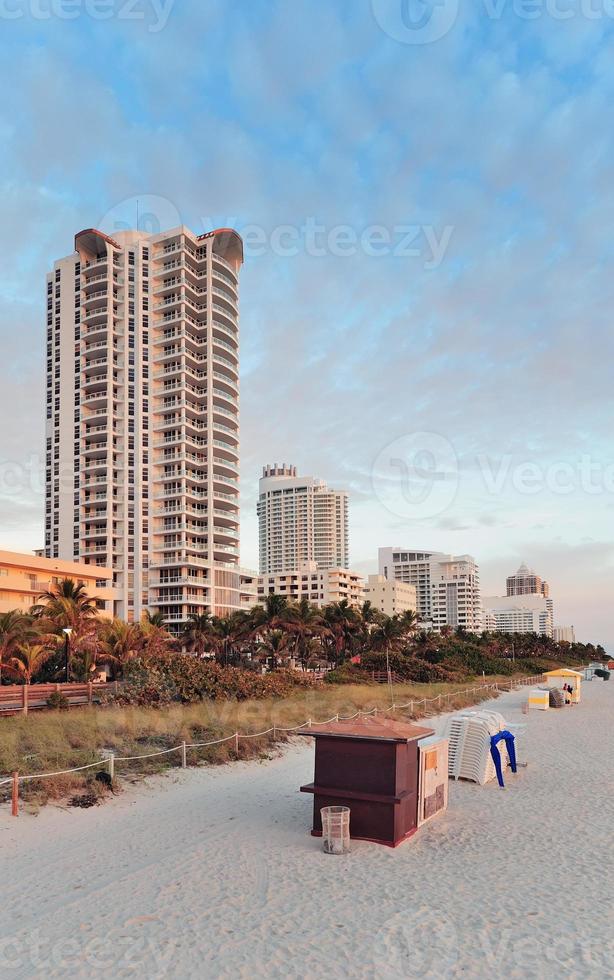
(299, 717, 434, 847)
(544, 668, 582, 704)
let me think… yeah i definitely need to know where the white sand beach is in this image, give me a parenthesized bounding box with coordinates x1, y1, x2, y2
(1, 681, 613, 979)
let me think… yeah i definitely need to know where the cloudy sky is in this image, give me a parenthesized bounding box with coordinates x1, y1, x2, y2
(0, 1, 612, 648)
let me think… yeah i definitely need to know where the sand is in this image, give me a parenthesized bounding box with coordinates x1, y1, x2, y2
(1, 681, 613, 979)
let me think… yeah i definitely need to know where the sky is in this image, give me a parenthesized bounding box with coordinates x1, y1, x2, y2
(0, 0, 612, 649)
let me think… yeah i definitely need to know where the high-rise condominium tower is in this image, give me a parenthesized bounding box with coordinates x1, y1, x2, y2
(506, 561, 553, 630)
(45, 225, 242, 625)
(506, 562, 549, 598)
(257, 464, 349, 574)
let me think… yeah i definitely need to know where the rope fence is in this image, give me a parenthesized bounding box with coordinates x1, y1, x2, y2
(1, 674, 544, 815)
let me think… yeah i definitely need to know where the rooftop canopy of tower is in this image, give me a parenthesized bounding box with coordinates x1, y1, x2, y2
(74, 227, 122, 260)
(198, 227, 244, 268)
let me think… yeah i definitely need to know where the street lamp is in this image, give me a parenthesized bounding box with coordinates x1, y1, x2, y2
(62, 627, 73, 683)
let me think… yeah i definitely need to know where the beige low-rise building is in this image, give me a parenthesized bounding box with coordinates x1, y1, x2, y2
(0, 550, 114, 616)
(256, 562, 364, 609)
(364, 575, 417, 618)
(239, 567, 259, 611)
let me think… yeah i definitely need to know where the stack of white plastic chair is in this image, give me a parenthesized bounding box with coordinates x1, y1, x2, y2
(444, 710, 507, 785)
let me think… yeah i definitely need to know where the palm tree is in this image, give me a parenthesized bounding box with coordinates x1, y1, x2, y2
(100, 619, 144, 675)
(181, 613, 216, 658)
(255, 629, 291, 670)
(285, 598, 323, 669)
(371, 615, 405, 655)
(0, 610, 31, 684)
(140, 611, 173, 657)
(33, 578, 99, 626)
(4, 643, 52, 684)
(321, 600, 359, 667)
(212, 612, 250, 666)
(143, 610, 167, 629)
(69, 641, 101, 682)
(398, 609, 418, 638)
(33, 578, 100, 678)
(249, 594, 290, 634)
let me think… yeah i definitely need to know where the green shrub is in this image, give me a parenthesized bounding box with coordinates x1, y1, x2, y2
(324, 665, 368, 685)
(104, 653, 316, 707)
(46, 691, 70, 711)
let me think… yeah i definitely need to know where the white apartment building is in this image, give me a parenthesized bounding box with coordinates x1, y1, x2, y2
(430, 554, 482, 632)
(378, 547, 482, 632)
(364, 575, 417, 618)
(482, 595, 553, 637)
(378, 548, 441, 621)
(45, 225, 242, 625)
(257, 464, 348, 574)
(554, 626, 576, 644)
(257, 562, 364, 609)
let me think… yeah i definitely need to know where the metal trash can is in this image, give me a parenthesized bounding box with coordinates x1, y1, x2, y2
(320, 806, 350, 854)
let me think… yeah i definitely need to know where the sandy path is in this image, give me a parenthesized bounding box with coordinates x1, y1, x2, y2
(1, 682, 613, 979)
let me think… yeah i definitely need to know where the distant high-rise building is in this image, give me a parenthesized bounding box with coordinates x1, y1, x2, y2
(378, 547, 482, 632)
(506, 562, 549, 598)
(482, 595, 553, 637)
(257, 464, 348, 574)
(45, 225, 242, 625)
(506, 562, 553, 627)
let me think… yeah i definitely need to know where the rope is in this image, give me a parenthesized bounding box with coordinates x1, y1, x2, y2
(236, 728, 275, 739)
(187, 735, 236, 748)
(1, 674, 535, 792)
(113, 745, 185, 762)
(17, 760, 108, 783)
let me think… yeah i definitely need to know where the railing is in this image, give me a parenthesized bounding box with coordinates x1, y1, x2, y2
(0, 682, 118, 716)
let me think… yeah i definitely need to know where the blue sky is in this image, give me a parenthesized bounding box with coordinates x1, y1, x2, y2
(0, 0, 612, 648)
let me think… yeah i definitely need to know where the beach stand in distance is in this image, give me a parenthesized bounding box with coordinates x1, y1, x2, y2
(544, 669, 582, 704)
(299, 717, 436, 847)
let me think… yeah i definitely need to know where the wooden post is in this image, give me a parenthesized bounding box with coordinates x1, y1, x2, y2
(22, 685, 28, 717)
(272, 723, 276, 738)
(11, 772, 18, 817)
(108, 754, 115, 780)
(307, 717, 312, 728)
(234, 732, 239, 753)
(88, 682, 93, 705)
(181, 741, 187, 768)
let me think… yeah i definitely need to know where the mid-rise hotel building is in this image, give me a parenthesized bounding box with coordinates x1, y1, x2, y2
(378, 547, 482, 632)
(482, 594, 553, 637)
(256, 563, 364, 609)
(257, 464, 349, 574)
(44, 225, 242, 624)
